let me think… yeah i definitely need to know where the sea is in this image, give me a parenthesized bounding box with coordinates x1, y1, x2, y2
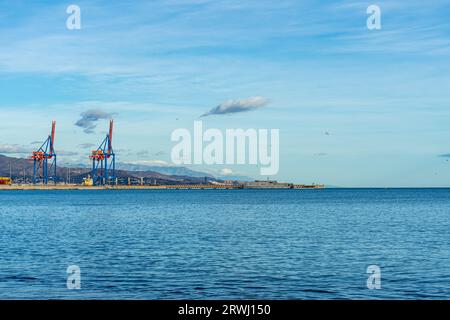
(0, 188, 449, 299)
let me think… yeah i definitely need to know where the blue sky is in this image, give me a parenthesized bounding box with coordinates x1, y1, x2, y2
(1, 0, 450, 187)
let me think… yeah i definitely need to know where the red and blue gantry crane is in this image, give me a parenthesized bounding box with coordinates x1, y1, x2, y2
(31, 121, 57, 184)
(90, 119, 116, 185)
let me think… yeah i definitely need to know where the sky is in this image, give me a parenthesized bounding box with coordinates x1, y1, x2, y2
(0, 0, 450, 187)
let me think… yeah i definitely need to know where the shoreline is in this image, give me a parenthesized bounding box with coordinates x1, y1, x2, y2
(1, 185, 450, 190)
(0, 184, 325, 190)
(0, 184, 238, 190)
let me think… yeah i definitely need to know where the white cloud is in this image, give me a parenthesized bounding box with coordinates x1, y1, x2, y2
(0, 143, 29, 154)
(201, 96, 269, 117)
(220, 168, 233, 175)
(128, 160, 170, 166)
(75, 109, 116, 134)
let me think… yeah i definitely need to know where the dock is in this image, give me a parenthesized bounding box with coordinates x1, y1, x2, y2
(0, 184, 242, 191)
(0, 183, 323, 191)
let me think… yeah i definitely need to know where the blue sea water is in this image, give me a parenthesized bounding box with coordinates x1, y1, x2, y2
(0, 188, 449, 300)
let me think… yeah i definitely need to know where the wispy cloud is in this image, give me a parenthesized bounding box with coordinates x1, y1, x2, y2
(220, 168, 233, 175)
(78, 143, 96, 149)
(0, 143, 29, 154)
(59, 150, 79, 156)
(438, 154, 450, 158)
(136, 150, 150, 157)
(154, 150, 165, 156)
(129, 160, 170, 166)
(0, 143, 79, 156)
(75, 109, 115, 134)
(201, 96, 269, 117)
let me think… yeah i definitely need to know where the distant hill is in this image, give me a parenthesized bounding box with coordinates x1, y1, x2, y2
(116, 162, 214, 178)
(115, 162, 255, 181)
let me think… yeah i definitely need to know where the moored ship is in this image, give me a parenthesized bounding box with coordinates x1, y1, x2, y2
(243, 180, 324, 189)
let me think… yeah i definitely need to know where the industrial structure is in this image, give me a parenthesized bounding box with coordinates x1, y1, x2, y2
(90, 119, 116, 185)
(0, 177, 12, 185)
(31, 121, 57, 184)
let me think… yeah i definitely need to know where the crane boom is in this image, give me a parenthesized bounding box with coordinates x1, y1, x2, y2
(108, 119, 113, 153)
(50, 121, 56, 155)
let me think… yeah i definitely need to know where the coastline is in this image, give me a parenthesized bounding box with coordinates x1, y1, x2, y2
(0, 184, 325, 190)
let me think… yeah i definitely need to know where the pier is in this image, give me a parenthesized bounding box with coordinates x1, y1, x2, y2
(0, 184, 242, 191)
(0, 183, 323, 191)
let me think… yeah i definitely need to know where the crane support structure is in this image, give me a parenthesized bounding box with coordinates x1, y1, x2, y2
(31, 121, 57, 184)
(90, 119, 116, 185)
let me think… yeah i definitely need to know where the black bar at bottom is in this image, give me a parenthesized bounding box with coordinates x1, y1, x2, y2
(0, 300, 447, 318)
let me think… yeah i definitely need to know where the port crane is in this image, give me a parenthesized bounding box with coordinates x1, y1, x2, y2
(90, 119, 116, 185)
(31, 121, 57, 184)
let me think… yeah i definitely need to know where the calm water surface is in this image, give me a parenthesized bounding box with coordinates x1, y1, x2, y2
(0, 189, 449, 299)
